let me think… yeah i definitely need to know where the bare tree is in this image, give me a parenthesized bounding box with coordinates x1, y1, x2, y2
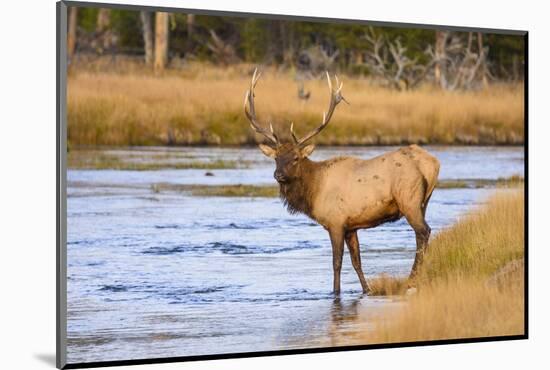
(154, 12, 169, 72)
(427, 31, 490, 90)
(362, 28, 490, 91)
(297, 46, 339, 79)
(363, 28, 434, 91)
(206, 29, 239, 65)
(140, 11, 154, 66)
(86, 8, 119, 56)
(434, 30, 448, 88)
(67, 7, 78, 60)
(96, 8, 110, 31)
(477, 32, 489, 89)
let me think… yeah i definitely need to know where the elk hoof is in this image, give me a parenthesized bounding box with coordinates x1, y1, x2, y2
(363, 282, 372, 295)
(407, 278, 417, 289)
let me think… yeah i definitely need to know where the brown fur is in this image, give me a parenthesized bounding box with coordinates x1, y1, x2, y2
(262, 143, 440, 295)
(279, 159, 318, 216)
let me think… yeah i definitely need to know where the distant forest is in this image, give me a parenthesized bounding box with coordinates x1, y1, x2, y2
(67, 6, 525, 90)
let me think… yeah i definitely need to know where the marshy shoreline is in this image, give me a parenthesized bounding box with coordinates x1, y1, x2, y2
(67, 146, 524, 196)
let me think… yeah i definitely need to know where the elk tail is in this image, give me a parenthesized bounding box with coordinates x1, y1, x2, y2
(410, 145, 440, 205)
(422, 157, 440, 205)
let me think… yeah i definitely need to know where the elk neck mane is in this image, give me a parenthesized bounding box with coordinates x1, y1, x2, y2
(279, 158, 319, 217)
(278, 157, 324, 218)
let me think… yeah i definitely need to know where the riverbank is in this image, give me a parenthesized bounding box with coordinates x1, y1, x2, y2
(335, 189, 525, 344)
(147, 177, 523, 197)
(67, 63, 524, 147)
(67, 146, 524, 194)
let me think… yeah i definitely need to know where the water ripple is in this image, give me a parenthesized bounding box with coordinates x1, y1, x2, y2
(140, 240, 321, 256)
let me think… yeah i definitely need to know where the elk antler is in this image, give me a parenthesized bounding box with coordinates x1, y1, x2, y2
(244, 68, 279, 145)
(291, 71, 348, 146)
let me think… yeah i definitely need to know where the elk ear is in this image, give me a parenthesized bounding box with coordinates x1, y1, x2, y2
(300, 144, 316, 157)
(258, 144, 277, 158)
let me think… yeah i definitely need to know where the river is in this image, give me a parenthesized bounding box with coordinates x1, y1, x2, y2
(66, 146, 524, 364)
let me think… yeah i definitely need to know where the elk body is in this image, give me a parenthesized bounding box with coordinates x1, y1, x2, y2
(244, 70, 440, 294)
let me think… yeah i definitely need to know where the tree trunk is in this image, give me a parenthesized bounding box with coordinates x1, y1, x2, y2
(186, 14, 195, 54)
(477, 32, 489, 89)
(140, 11, 154, 66)
(67, 7, 78, 59)
(434, 30, 447, 89)
(285, 22, 296, 67)
(96, 8, 112, 54)
(154, 12, 169, 73)
(96, 8, 111, 32)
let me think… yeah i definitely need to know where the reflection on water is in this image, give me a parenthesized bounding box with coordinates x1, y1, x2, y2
(66, 146, 523, 364)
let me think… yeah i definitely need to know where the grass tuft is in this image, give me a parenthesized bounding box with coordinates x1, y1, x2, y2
(189, 184, 279, 197)
(68, 152, 243, 170)
(436, 176, 524, 189)
(151, 183, 280, 198)
(367, 274, 409, 296)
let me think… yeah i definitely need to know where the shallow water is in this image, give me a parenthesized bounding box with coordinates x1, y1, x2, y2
(66, 146, 523, 364)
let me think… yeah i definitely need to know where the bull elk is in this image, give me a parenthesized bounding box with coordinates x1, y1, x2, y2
(244, 69, 440, 294)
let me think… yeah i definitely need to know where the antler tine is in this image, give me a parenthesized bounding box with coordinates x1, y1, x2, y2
(326, 71, 332, 92)
(294, 72, 348, 146)
(269, 122, 279, 142)
(251, 68, 262, 89)
(290, 122, 299, 144)
(333, 74, 348, 104)
(335, 75, 344, 94)
(243, 90, 250, 111)
(243, 68, 278, 145)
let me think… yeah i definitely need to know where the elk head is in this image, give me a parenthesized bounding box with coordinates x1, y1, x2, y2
(244, 69, 348, 184)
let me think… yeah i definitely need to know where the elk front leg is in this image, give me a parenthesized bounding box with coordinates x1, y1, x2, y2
(345, 230, 371, 294)
(328, 228, 345, 295)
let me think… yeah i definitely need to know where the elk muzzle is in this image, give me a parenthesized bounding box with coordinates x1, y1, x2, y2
(274, 170, 288, 184)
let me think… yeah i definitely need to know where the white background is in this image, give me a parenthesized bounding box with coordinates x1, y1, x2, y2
(0, 0, 547, 369)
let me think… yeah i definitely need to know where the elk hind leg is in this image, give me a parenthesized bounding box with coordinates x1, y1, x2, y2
(403, 207, 431, 280)
(345, 230, 371, 294)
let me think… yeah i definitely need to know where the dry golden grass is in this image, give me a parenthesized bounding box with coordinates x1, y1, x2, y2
(367, 274, 409, 296)
(67, 62, 524, 146)
(418, 190, 525, 283)
(362, 274, 524, 343)
(335, 189, 525, 344)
